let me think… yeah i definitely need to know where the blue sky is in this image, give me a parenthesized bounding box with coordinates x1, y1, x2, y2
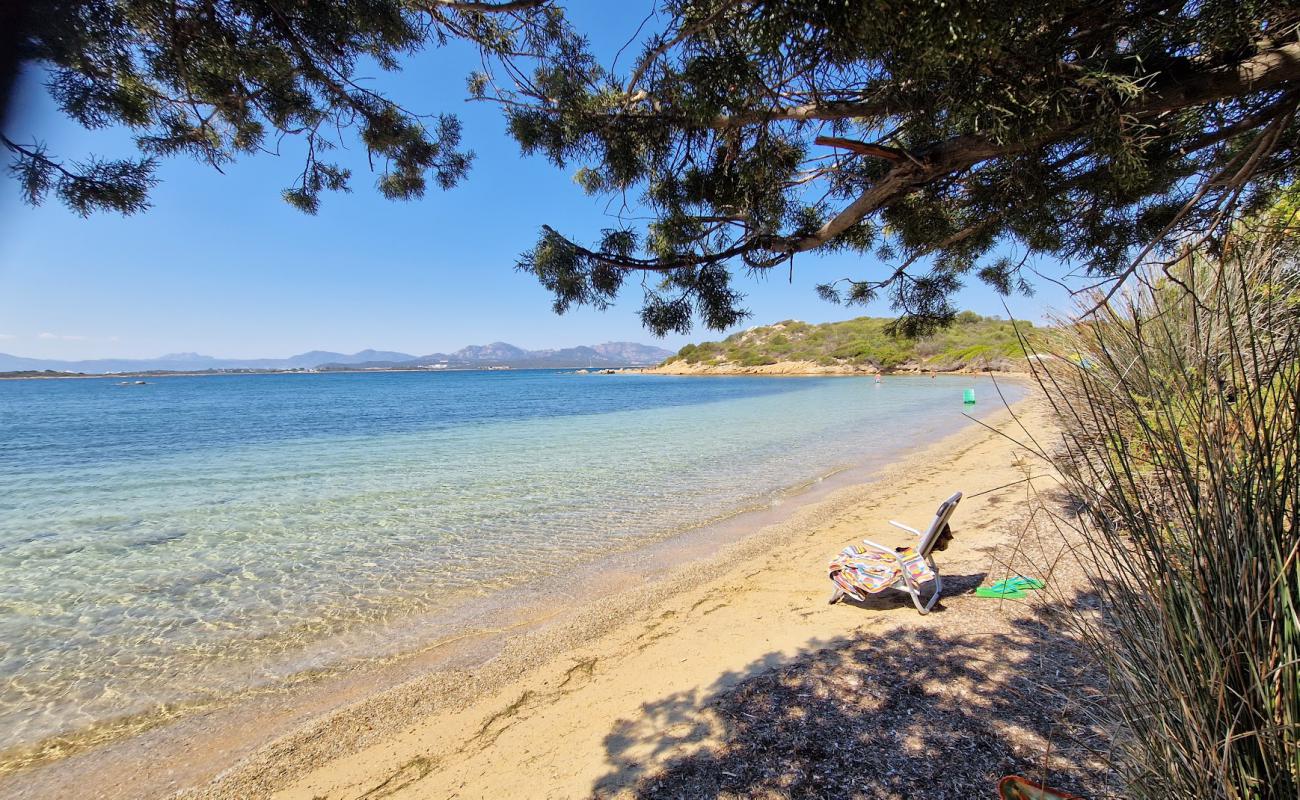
(0, 3, 1074, 361)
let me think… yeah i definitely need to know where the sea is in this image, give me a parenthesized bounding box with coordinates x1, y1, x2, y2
(0, 369, 1023, 764)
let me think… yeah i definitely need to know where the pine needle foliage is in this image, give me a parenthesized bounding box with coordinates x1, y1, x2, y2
(503, 1, 1300, 333)
(4, 0, 556, 215)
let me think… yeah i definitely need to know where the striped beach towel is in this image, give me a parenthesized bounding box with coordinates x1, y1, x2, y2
(827, 544, 936, 601)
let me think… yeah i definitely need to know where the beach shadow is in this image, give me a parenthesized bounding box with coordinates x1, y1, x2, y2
(834, 571, 986, 613)
(591, 590, 1112, 799)
(1040, 485, 1091, 519)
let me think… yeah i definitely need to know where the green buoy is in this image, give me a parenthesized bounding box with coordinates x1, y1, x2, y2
(963, 388, 976, 405)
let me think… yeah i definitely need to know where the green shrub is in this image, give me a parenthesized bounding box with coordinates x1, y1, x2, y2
(1039, 224, 1300, 799)
(737, 350, 776, 367)
(669, 312, 1036, 371)
(872, 344, 911, 368)
(827, 339, 868, 360)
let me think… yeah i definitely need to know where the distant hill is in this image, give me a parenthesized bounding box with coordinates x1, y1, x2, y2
(647, 314, 1035, 374)
(0, 341, 673, 374)
(447, 342, 530, 362)
(319, 341, 674, 370)
(589, 342, 674, 363)
(0, 349, 418, 374)
(283, 349, 418, 367)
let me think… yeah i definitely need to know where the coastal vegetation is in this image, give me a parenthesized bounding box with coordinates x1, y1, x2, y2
(662, 313, 1034, 372)
(1037, 214, 1300, 797)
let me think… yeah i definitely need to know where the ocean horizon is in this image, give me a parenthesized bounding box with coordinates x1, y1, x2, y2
(0, 369, 1023, 764)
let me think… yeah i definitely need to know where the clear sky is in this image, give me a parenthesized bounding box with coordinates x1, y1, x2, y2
(0, 3, 1075, 361)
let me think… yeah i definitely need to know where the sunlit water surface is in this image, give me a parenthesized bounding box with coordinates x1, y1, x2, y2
(0, 370, 1021, 755)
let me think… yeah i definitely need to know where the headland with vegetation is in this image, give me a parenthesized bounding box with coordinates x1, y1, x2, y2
(640, 312, 1035, 375)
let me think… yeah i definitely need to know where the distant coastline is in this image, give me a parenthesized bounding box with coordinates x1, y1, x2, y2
(0, 365, 652, 380)
(1, 361, 1034, 380)
(0, 340, 674, 376)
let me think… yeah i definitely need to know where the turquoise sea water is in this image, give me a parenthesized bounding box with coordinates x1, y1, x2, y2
(0, 370, 1021, 757)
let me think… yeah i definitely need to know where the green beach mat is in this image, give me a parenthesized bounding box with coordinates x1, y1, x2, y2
(975, 585, 1027, 599)
(976, 576, 1045, 599)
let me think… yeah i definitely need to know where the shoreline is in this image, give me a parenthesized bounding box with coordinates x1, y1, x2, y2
(1, 383, 1042, 800)
(0, 362, 1034, 381)
(261, 395, 1056, 800)
(0, 366, 657, 381)
(618, 360, 1029, 377)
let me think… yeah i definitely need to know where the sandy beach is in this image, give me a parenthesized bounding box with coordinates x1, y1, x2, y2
(210, 394, 1100, 799)
(4, 389, 1108, 799)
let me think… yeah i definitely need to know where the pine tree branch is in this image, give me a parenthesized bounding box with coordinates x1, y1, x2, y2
(696, 41, 1300, 129)
(416, 0, 551, 12)
(539, 224, 770, 271)
(813, 136, 914, 163)
(777, 41, 1300, 254)
(623, 1, 752, 97)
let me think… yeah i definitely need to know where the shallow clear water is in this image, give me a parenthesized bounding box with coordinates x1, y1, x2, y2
(0, 370, 1019, 755)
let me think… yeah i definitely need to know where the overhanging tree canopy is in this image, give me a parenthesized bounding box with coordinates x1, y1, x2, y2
(3, 0, 552, 215)
(498, 0, 1300, 333)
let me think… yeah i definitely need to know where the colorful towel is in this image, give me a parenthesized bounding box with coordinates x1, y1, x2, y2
(828, 544, 935, 601)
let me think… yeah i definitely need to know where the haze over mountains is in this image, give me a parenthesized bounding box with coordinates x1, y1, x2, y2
(0, 341, 674, 374)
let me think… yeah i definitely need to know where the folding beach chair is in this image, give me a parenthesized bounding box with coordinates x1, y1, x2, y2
(826, 492, 962, 614)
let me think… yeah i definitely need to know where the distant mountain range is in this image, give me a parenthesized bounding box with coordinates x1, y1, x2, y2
(328, 341, 675, 371)
(0, 341, 674, 374)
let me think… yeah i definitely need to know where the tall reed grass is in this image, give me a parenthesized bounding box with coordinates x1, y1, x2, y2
(1031, 223, 1300, 798)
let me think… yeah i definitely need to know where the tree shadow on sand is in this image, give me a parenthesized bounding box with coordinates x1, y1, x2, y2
(832, 571, 987, 613)
(593, 591, 1111, 799)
